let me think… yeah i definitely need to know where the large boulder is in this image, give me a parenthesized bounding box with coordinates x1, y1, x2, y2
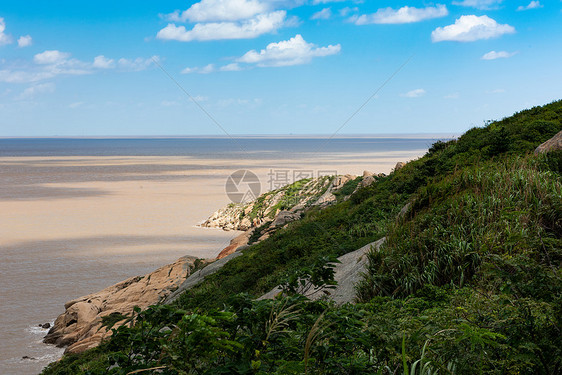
(394, 162, 406, 171)
(164, 252, 243, 304)
(216, 229, 254, 259)
(271, 210, 301, 227)
(359, 175, 375, 188)
(259, 238, 385, 304)
(535, 130, 562, 154)
(44, 256, 203, 353)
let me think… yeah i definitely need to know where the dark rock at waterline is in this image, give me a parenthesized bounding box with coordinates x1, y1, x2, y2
(39, 322, 51, 329)
(22, 356, 36, 360)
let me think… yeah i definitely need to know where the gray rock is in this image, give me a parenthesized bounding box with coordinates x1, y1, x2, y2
(362, 170, 373, 177)
(164, 252, 243, 304)
(359, 175, 375, 188)
(239, 218, 252, 231)
(272, 210, 301, 227)
(535, 130, 562, 154)
(259, 238, 385, 304)
(398, 202, 412, 219)
(394, 162, 406, 171)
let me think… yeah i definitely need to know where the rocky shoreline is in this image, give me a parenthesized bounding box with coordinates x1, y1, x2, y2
(42, 169, 397, 354)
(43, 256, 208, 353)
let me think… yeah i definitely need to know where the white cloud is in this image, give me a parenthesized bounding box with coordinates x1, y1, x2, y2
(237, 34, 340, 67)
(217, 97, 262, 108)
(452, 0, 503, 10)
(17, 35, 32, 48)
(0, 70, 54, 83)
(0, 18, 13, 46)
(17, 82, 55, 100)
(199, 64, 215, 74)
(517, 1, 542, 11)
(487, 88, 505, 94)
(157, 11, 286, 42)
(168, 0, 270, 22)
(220, 63, 243, 71)
(311, 8, 332, 20)
(68, 101, 85, 108)
(181, 64, 215, 74)
(431, 15, 515, 42)
(481, 50, 518, 60)
(339, 7, 358, 16)
(312, 0, 345, 4)
(1, 52, 157, 83)
(117, 56, 158, 71)
(34, 50, 71, 65)
(93, 55, 115, 69)
(444, 92, 460, 99)
(352, 5, 448, 25)
(401, 88, 426, 98)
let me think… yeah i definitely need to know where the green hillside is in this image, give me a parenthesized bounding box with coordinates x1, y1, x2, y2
(43, 100, 562, 375)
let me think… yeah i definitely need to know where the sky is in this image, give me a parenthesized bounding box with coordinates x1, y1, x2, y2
(0, 0, 560, 136)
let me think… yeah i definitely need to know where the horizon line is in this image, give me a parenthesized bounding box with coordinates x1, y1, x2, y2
(0, 133, 460, 140)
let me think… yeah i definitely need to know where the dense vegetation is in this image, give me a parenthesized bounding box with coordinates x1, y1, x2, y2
(43, 101, 561, 374)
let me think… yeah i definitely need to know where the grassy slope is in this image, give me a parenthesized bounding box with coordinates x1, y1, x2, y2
(176, 100, 562, 310)
(42, 100, 562, 374)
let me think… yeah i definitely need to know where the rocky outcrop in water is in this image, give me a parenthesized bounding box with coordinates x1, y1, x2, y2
(200, 173, 381, 232)
(44, 256, 207, 353)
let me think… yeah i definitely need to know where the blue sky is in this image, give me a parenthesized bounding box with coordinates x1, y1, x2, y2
(0, 0, 560, 136)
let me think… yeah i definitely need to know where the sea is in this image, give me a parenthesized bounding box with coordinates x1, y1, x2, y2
(0, 136, 449, 374)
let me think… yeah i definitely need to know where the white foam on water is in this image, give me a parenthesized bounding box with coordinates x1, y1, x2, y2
(0, 323, 65, 374)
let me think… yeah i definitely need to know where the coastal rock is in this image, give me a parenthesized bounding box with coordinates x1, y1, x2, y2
(535, 130, 562, 154)
(164, 252, 243, 304)
(216, 229, 254, 259)
(259, 238, 385, 304)
(359, 175, 375, 188)
(333, 174, 356, 190)
(201, 174, 365, 234)
(44, 255, 204, 353)
(239, 217, 252, 231)
(394, 162, 406, 171)
(272, 210, 301, 227)
(398, 202, 412, 220)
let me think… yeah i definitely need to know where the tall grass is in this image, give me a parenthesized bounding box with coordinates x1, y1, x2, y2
(357, 155, 562, 301)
